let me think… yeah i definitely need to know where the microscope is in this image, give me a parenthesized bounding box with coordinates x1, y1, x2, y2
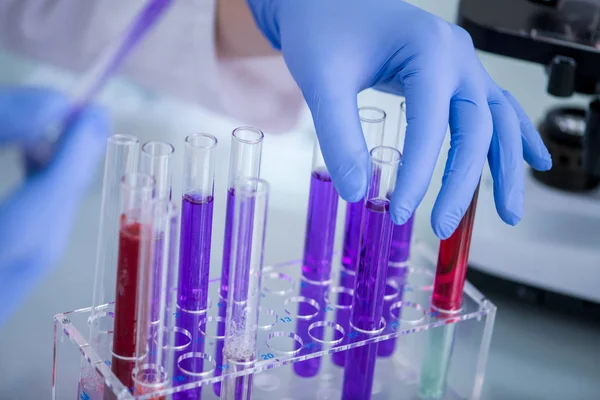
(457, 0, 600, 303)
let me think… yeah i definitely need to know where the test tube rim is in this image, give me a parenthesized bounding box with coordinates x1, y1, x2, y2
(185, 133, 218, 150)
(370, 146, 401, 165)
(359, 106, 387, 124)
(232, 126, 265, 145)
(141, 141, 175, 157)
(108, 134, 139, 146)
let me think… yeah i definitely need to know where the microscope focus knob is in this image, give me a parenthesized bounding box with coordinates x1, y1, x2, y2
(547, 56, 576, 97)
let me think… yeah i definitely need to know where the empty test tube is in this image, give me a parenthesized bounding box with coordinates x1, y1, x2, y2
(133, 200, 180, 398)
(342, 146, 400, 400)
(418, 185, 480, 399)
(110, 173, 155, 390)
(221, 178, 270, 400)
(294, 139, 338, 377)
(216, 127, 264, 396)
(379, 101, 414, 358)
(341, 107, 386, 272)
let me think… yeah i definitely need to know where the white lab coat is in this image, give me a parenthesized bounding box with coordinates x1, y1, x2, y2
(0, 0, 304, 131)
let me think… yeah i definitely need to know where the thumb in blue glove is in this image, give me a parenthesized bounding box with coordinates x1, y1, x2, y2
(248, 0, 552, 239)
(0, 86, 109, 326)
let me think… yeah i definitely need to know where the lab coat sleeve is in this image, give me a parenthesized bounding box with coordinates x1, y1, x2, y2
(0, 0, 304, 132)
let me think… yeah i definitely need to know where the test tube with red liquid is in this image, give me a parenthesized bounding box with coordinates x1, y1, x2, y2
(221, 178, 270, 400)
(418, 184, 480, 399)
(341, 146, 401, 399)
(215, 127, 264, 396)
(80, 135, 139, 400)
(109, 173, 155, 392)
(294, 138, 339, 377)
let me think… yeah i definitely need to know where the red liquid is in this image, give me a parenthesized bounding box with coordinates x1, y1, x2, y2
(431, 187, 480, 313)
(111, 221, 147, 390)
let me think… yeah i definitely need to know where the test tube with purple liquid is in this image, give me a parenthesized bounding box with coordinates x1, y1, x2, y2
(294, 139, 339, 377)
(133, 200, 180, 397)
(341, 107, 386, 271)
(215, 127, 264, 396)
(221, 178, 269, 400)
(334, 107, 386, 367)
(174, 134, 218, 399)
(342, 146, 401, 400)
(379, 100, 415, 358)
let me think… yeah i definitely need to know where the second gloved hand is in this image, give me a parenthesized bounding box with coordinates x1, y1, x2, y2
(247, 0, 552, 238)
(0, 86, 108, 325)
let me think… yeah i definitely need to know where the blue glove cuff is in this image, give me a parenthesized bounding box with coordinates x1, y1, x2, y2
(246, 0, 282, 50)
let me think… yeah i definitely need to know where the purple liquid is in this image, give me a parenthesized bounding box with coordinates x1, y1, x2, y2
(389, 215, 415, 265)
(293, 282, 328, 377)
(177, 194, 214, 312)
(342, 198, 394, 400)
(377, 266, 408, 357)
(173, 311, 204, 400)
(342, 201, 362, 270)
(302, 170, 339, 283)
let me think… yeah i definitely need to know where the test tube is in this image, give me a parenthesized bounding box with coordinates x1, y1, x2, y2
(177, 134, 217, 313)
(215, 127, 264, 396)
(80, 135, 139, 400)
(301, 139, 339, 284)
(90, 135, 140, 340)
(220, 127, 264, 298)
(342, 146, 400, 400)
(418, 185, 480, 399)
(140, 141, 174, 201)
(133, 200, 180, 398)
(221, 178, 270, 400)
(110, 173, 155, 390)
(293, 139, 338, 376)
(333, 107, 386, 368)
(341, 107, 386, 272)
(379, 101, 414, 358)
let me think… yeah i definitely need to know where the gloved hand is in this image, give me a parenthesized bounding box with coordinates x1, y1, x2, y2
(247, 0, 552, 238)
(0, 86, 109, 326)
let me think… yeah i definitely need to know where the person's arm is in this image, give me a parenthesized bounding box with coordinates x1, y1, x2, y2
(0, 0, 303, 131)
(216, 0, 277, 59)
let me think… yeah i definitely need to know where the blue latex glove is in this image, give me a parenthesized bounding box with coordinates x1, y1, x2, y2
(248, 0, 552, 238)
(0, 86, 109, 326)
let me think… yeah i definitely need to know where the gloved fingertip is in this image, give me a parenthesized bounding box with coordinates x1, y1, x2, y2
(432, 219, 456, 240)
(335, 164, 368, 203)
(391, 205, 411, 226)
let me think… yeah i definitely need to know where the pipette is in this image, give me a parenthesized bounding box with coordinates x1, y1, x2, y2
(26, 0, 173, 170)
